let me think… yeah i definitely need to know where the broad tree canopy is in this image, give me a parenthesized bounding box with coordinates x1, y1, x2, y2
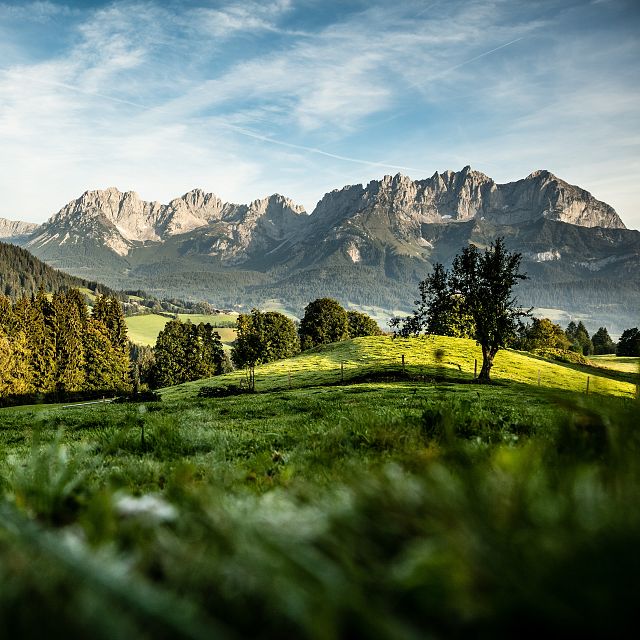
(391, 238, 530, 381)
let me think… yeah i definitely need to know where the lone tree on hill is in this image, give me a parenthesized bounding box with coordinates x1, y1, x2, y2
(299, 298, 349, 350)
(391, 238, 530, 382)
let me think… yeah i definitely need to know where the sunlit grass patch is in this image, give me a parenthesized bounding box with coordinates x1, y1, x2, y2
(161, 336, 636, 401)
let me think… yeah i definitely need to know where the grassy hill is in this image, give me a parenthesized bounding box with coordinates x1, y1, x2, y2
(0, 335, 638, 637)
(161, 335, 637, 401)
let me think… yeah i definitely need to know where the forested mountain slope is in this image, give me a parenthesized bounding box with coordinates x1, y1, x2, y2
(0, 241, 114, 299)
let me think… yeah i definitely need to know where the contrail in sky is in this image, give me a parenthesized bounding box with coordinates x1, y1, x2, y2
(0, 68, 427, 174)
(440, 37, 524, 75)
(408, 36, 525, 91)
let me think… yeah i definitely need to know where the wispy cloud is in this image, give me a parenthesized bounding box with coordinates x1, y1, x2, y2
(190, 0, 303, 38)
(0, 1, 73, 22)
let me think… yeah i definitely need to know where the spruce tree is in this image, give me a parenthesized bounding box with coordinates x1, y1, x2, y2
(52, 291, 86, 392)
(0, 328, 32, 396)
(91, 294, 130, 390)
(592, 327, 616, 355)
(26, 287, 57, 393)
(83, 319, 131, 392)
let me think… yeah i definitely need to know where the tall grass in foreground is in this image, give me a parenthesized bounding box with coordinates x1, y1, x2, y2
(1, 391, 638, 638)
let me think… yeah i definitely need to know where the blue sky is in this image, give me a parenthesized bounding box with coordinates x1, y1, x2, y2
(0, 0, 638, 228)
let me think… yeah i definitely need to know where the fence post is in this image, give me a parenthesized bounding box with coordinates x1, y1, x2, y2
(402, 354, 405, 374)
(474, 359, 477, 379)
(288, 371, 291, 389)
(586, 376, 590, 395)
(538, 370, 541, 387)
(341, 361, 344, 384)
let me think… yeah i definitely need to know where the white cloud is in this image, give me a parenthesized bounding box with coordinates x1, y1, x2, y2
(0, 1, 73, 22)
(190, 0, 298, 38)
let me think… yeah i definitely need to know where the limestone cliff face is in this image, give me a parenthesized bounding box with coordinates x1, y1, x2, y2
(0, 218, 40, 239)
(27, 188, 306, 258)
(308, 167, 624, 235)
(16, 167, 627, 267)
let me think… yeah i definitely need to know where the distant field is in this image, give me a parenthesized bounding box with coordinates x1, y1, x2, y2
(589, 355, 640, 374)
(126, 313, 237, 346)
(161, 335, 637, 401)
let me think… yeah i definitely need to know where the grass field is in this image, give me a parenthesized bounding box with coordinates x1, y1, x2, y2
(0, 336, 638, 637)
(126, 313, 237, 346)
(162, 335, 637, 401)
(589, 354, 640, 374)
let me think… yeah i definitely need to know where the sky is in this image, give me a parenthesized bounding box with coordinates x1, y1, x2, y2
(0, 0, 639, 228)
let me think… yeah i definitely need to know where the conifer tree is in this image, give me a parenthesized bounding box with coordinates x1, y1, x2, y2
(26, 287, 57, 393)
(52, 291, 86, 392)
(592, 327, 616, 355)
(91, 294, 130, 390)
(0, 328, 32, 396)
(83, 320, 130, 392)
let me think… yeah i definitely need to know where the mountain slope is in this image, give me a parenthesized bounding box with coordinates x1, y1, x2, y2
(0, 241, 114, 299)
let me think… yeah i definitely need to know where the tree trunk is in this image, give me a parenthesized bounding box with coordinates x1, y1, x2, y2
(478, 346, 495, 383)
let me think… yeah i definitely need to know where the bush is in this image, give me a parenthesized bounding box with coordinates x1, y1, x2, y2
(532, 347, 589, 365)
(198, 384, 253, 398)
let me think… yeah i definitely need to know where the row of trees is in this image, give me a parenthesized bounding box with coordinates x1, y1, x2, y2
(0, 288, 230, 398)
(149, 320, 226, 388)
(0, 290, 130, 397)
(516, 318, 638, 356)
(231, 301, 383, 375)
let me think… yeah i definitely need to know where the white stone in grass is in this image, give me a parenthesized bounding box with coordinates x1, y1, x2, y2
(114, 493, 177, 523)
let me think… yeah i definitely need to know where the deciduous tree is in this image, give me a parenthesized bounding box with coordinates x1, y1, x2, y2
(617, 327, 640, 357)
(392, 238, 530, 382)
(299, 298, 349, 350)
(347, 310, 383, 338)
(232, 309, 299, 369)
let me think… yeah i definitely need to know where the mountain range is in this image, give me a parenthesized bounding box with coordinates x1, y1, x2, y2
(3, 167, 639, 334)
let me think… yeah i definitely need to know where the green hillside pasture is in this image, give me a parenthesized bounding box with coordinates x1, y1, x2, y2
(161, 335, 636, 401)
(125, 314, 170, 345)
(176, 312, 238, 325)
(126, 313, 237, 346)
(589, 355, 640, 374)
(0, 383, 557, 487)
(1, 339, 639, 636)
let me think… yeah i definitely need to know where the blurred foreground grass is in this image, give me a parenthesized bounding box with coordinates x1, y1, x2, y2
(0, 336, 639, 638)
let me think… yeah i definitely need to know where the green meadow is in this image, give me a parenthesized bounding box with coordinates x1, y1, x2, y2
(163, 335, 637, 400)
(0, 335, 638, 637)
(125, 313, 238, 346)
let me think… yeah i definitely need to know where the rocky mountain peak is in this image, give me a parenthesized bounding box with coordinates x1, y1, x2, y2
(0, 217, 40, 239)
(307, 167, 624, 232)
(15, 166, 628, 269)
